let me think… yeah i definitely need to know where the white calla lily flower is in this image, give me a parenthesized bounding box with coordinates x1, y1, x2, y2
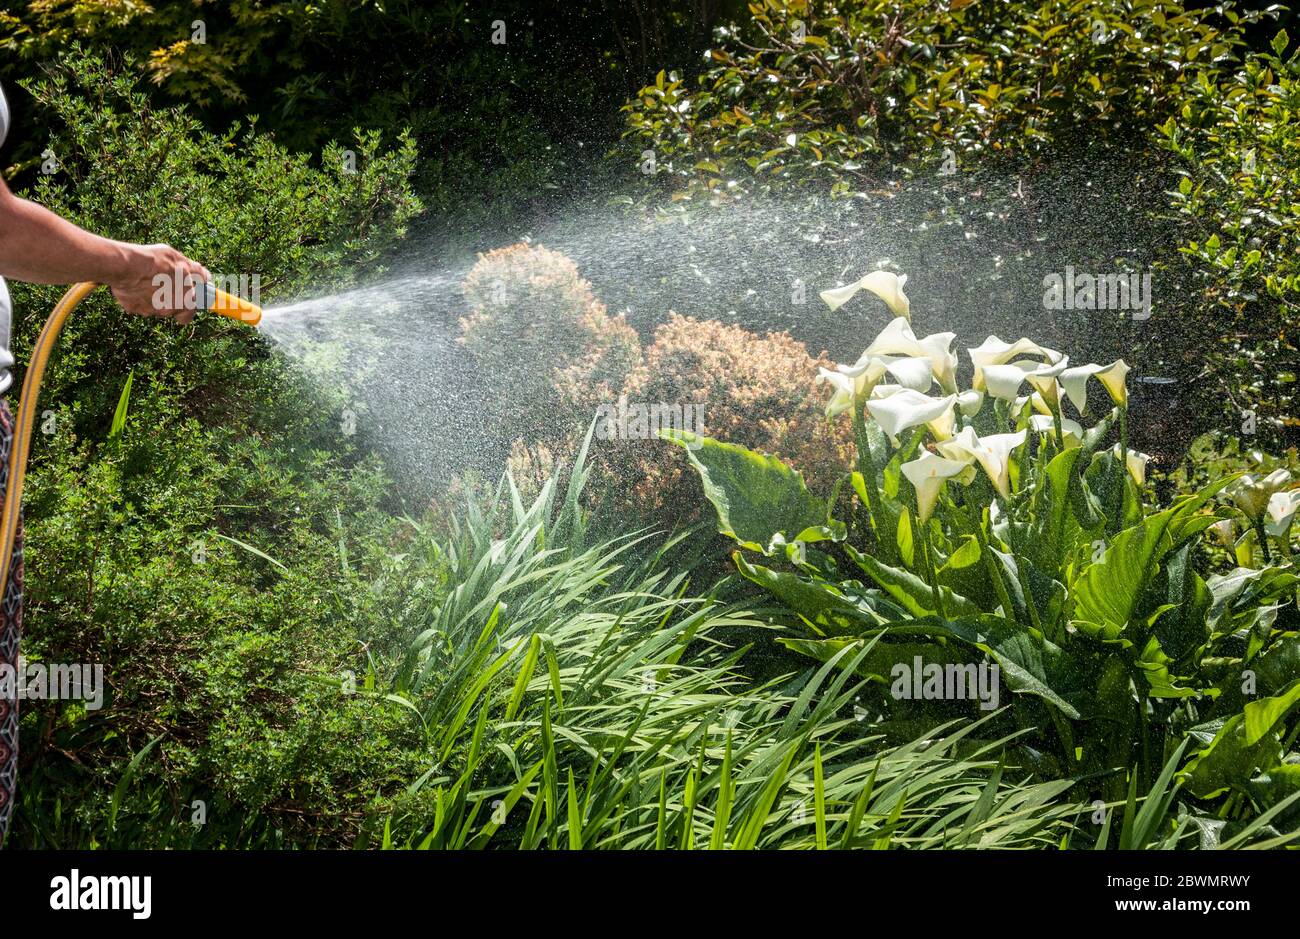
(901, 451, 976, 524)
(869, 354, 934, 393)
(1060, 360, 1131, 413)
(957, 389, 985, 417)
(916, 332, 960, 393)
(1264, 489, 1300, 538)
(1112, 444, 1151, 486)
(982, 364, 1034, 402)
(865, 390, 957, 443)
(863, 316, 918, 357)
(1229, 469, 1293, 522)
(820, 270, 910, 319)
(862, 317, 959, 392)
(937, 426, 1027, 499)
(1029, 414, 1084, 448)
(968, 336, 1062, 391)
(1024, 359, 1070, 411)
(927, 405, 958, 441)
(817, 351, 935, 417)
(815, 366, 867, 418)
(981, 356, 1067, 403)
(1207, 518, 1238, 549)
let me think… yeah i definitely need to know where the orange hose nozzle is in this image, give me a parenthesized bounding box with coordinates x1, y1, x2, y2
(197, 281, 262, 326)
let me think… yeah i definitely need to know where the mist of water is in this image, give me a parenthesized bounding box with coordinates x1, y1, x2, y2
(252, 151, 1181, 501)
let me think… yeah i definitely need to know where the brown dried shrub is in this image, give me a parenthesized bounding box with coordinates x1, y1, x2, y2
(597, 313, 854, 523)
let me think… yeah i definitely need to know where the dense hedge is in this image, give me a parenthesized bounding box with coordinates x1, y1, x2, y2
(619, 0, 1298, 451)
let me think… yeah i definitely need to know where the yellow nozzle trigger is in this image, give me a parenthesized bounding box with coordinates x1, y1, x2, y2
(200, 283, 263, 326)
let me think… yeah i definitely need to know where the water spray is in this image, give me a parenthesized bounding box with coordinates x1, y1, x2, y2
(0, 280, 263, 590)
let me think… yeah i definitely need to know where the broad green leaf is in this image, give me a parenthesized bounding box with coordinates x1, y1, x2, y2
(777, 636, 977, 685)
(1248, 764, 1300, 814)
(847, 546, 981, 619)
(1151, 542, 1211, 661)
(735, 552, 888, 635)
(661, 430, 828, 553)
(1071, 490, 1220, 636)
(1244, 680, 1300, 746)
(890, 613, 1083, 718)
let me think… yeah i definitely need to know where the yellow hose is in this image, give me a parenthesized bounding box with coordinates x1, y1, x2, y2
(0, 281, 262, 593)
(0, 281, 96, 593)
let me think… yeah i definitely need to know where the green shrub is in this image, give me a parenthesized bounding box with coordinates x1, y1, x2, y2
(0, 3, 736, 246)
(621, 0, 1259, 196)
(1161, 30, 1300, 443)
(7, 50, 427, 848)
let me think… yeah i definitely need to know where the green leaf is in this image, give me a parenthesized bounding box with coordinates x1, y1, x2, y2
(847, 546, 980, 619)
(1248, 764, 1300, 814)
(883, 613, 1083, 718)
(1244, 680, 1300, 747)
(109, 369, 133, 439)
(661, 430, 828, 553)
(212, 532, 287, 571)
(1150, 543, 1211, 661)
(109, 734, 162, 834)
(1071, 488, 1221, 636)
(736, 553, 886, 635)
(777, 636, 976, 685)
(896, 507, 915, 568)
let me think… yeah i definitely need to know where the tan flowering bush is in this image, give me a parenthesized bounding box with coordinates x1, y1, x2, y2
(603, 313, 854, 520)
(459, 243, 642, 445)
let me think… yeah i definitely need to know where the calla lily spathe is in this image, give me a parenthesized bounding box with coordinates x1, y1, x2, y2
(820, 270, 910, 319)
(1112, 444, 1151, 486)
(1060, 360, 1130, 413)
(1207, 518, 1238, 549)
(1229, 470, 1293, 522)
(1029, 414, 1084, 447)
(1264, 488, 1300, 538)
(901, 451, 976, 523)
(863, 317, 960, 393)
(968, 336, 1062, 392)
(957, 389, 985, 417)
(816, 353, 933, 417)
(865, 390, 957, 443)
(937, 426, 1027, 499)
(982, 356, 1070, 403)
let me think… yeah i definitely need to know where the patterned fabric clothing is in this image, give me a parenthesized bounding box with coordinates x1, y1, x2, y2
(0, 400, 24, 845)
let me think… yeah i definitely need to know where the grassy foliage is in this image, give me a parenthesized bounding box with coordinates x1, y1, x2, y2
(372, 438, 1084, 849)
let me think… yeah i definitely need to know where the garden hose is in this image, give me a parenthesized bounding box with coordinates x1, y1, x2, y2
(0, 280, 262, 593)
